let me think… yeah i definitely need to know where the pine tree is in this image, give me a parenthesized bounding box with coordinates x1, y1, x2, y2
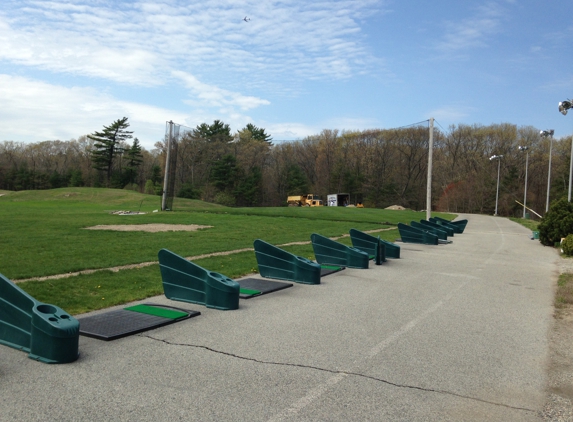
(242, 123, 272, 144)
(89, 117, 133, 184)
(194, 120, 233, 143)
(123, 138, 143, 185)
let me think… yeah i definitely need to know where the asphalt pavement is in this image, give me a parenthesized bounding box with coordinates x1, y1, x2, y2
(0, 214, 560, 421)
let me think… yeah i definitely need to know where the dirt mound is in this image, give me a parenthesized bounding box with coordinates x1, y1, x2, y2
(84, 224, 213, 232)
(385, 205, 406, 210)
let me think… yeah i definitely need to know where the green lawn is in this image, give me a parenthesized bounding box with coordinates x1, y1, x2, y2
(0, 188, 454, 314)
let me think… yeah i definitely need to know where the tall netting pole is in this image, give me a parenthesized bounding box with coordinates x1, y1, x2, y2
(426, 117, 434, 221)
(161, 121, 173, 211)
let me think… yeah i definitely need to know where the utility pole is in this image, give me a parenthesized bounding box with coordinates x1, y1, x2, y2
(426, 118, 434, 221)
(161, 120, 173, 211)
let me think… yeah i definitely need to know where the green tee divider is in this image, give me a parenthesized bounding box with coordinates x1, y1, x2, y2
(254, 239, 321, 285)
(420, 219, 454, 237)
(432, 216, 468, 233)
(158, 249, 240, 311)
(0, 273, 79, 364)
(349, 229, 385, 265)
(429, 217, 462, 234)
(411, 221, 448, 241)
(397, 223, 439, 245)
(380, 239, 401, 259)
(311, 233, 369, 269)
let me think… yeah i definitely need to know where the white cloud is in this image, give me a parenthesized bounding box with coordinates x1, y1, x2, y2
(265, 122, 320, 141)
(426, 105, 475, 123)
(172, 71, 270, 111)
(0, 0, 390, 145)
(0, 74, 186, 149)
(0, 0, 385, 88)
(435, 2, 506, 54)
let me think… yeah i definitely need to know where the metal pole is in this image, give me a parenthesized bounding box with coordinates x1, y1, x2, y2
(569, 136, 573, 202)
(523, 151, 528, 218)
(494, 158, 500, 216)
(426, 118, 434, 221)
(161, 120, 173, 211)
(546, 135, 553, 212)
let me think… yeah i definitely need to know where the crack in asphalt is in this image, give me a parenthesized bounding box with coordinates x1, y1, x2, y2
(140, 334, 537, 414)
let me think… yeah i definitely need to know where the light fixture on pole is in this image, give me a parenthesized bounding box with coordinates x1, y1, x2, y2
(518, 146, 529, 218)
(540, 130, 554, 212)
(559, 99, 573, 201)
(559, 100, 572, 115)
(490, 155, 503, 216)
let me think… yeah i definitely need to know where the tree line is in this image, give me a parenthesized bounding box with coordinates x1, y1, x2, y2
(1, 118, 571, 217)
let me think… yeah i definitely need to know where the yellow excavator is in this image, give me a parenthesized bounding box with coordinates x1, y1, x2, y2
(287, 194, 323, 207)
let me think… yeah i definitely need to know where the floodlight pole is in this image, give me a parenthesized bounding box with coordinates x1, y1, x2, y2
(569, 138, 573, 203)
(559, 100, 573, 202)
(540, 130, 554, 212)
(426, 117, 434, 221)
(161, 120, 174, 211)
(490, 155, 503, 216)
(495, 158, 501, 216)
(519, 146, 529, 218)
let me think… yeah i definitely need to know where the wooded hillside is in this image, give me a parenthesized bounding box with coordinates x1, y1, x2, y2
(1, 122, 570, 217)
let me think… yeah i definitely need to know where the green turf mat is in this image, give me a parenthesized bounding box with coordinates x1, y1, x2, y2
(124, 304, 189, 319)
(240, 288, 261, 296)
(320, 265, 343, 270)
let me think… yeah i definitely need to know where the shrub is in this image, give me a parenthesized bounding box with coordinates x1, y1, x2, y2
(144, 180, 162, 196)
(538, 198, 573, 246)
(144, 180, 155, 195)
(562, 234, 573, 256)
(177, 183, 200, 199)
(214, 191, 236, 207)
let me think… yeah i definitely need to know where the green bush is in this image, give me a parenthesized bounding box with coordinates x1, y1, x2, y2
(538, 198, 573, 246)
(214, 191, 236, 207)
(177, 183, 200, 199)
(562, 234, 573, 256)
(144, 180, 162, 196)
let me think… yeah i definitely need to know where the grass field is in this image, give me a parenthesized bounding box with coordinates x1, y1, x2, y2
(0, 188, 455, 314)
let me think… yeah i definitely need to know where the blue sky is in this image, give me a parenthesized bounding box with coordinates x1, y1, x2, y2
(1, 0, 572, 150)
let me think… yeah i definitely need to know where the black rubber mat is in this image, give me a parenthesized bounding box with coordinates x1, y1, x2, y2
(78, 303, 200, 341)
(320, 266, 345, 277)
(238, 278, 293, 299)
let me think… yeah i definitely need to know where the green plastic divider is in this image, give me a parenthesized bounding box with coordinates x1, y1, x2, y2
(349, 229, 386, 265)
(433, 216, 468, 233)
(311, 233, 369, 269)
(380, 239, 400, 259)
(420, 219, 454, 237)
(397, 223, 439, 245)
(429, 217, 462, 234)
(124, 304, 189, 319)
(254, 239, 321, 285)
(0, 273, 79, 364)
(411, 221, 448, 241)
(158, 249, 240, 311)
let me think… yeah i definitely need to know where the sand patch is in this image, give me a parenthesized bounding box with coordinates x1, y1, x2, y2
(85, 224, 213, 232)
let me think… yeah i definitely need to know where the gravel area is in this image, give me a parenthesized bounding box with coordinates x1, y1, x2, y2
(542, 254, 573, 421)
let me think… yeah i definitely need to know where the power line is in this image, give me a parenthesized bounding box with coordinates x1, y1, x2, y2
(434, 119, 447, 132)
